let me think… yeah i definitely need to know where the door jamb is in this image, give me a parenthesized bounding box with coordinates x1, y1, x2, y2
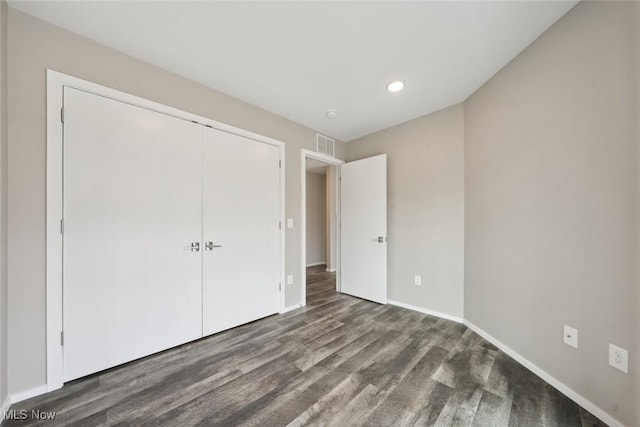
(300, 149, 344, 307)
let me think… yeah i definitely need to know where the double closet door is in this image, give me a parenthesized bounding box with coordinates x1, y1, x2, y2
(62, 87, 281, 382)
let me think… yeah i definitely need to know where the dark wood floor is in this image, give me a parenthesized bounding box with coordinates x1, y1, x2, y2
(6, 265, 606, 426)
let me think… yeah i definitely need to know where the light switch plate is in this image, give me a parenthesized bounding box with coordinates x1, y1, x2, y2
(287, 218, 294, 229)
(287, 274, 293, 285)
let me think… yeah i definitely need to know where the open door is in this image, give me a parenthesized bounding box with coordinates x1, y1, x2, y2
(340, 154, 387, 304)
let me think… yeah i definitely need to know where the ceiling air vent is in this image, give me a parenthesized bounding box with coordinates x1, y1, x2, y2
(316, 134, 335, 157)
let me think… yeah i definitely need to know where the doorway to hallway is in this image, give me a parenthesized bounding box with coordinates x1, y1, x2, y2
(305, 265, 337, 305)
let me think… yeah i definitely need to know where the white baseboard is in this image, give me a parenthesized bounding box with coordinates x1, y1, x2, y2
(387, 299, 463, 323)
(280, 304, 303, 314)
(1, 395, 11, 423)
(0, 383, 50, 423)
(463, 320, 622, 427)
(325, 268, 336, 272)
(305, 262, 327, 267)
(9, 384, 49, 404)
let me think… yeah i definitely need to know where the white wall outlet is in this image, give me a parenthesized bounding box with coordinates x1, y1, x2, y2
(609, 343, 628, 373)
(287, 218, 294, 229)
(563, 325, 578, 349)
(287, 274, 293, 285)
(414, 275, 422, 286)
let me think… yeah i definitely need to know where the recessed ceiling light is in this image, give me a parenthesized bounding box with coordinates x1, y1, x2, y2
(326, 109, 337, 118)
(386, 80, 405, 93)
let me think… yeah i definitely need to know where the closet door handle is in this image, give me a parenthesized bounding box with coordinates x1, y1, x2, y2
(205, 242, 222, 251)
(187, 242, 200, 252)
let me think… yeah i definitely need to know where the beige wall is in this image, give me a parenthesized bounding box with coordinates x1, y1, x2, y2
(635, 3, 640, 425)
(6, 8, 345, 396)
(326, 167, 338, 272)
(464, 2, 638, 425)
(306, 172, 327, 266)
(0, 0, 7, 408)
(347, 104, 465, 318)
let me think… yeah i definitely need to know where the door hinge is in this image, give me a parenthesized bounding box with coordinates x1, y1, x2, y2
(60, 331, 64, 346)
(60, 108, 64, 123)
(279, 283, 282, 291)
(60, 219, 64, 235)
(279, 221, 281, 230)
(279, 160, 281, 169)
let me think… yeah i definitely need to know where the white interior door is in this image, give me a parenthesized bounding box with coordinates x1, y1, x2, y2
(63, 88, 203, 381)
(340, 154, 387, 304)
(202, 129, 281, 336)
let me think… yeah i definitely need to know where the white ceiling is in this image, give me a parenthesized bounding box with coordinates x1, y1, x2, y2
(10, 1, 578, 142)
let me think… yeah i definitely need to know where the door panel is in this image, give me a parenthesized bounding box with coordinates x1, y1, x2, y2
(63, 88, 203, 381)
(340, 154, 387, 304)
(202, 130, 281, 336)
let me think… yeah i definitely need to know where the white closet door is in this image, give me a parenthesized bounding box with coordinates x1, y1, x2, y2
(63, 88, 203, 381)
(202, 129, 281, 336)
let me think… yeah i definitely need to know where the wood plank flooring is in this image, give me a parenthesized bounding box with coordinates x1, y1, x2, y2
(6, 265, 607, 426)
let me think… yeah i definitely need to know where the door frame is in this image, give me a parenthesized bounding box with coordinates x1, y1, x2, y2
(300, 149, 344, 306)
(46, 70, 286, 392)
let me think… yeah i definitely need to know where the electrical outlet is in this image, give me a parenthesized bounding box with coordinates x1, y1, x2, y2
(287, 274, 293, 285)
(414, 275, 422, 286)
(563, 325, 578, 349)
(609, 343, 628, 373)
